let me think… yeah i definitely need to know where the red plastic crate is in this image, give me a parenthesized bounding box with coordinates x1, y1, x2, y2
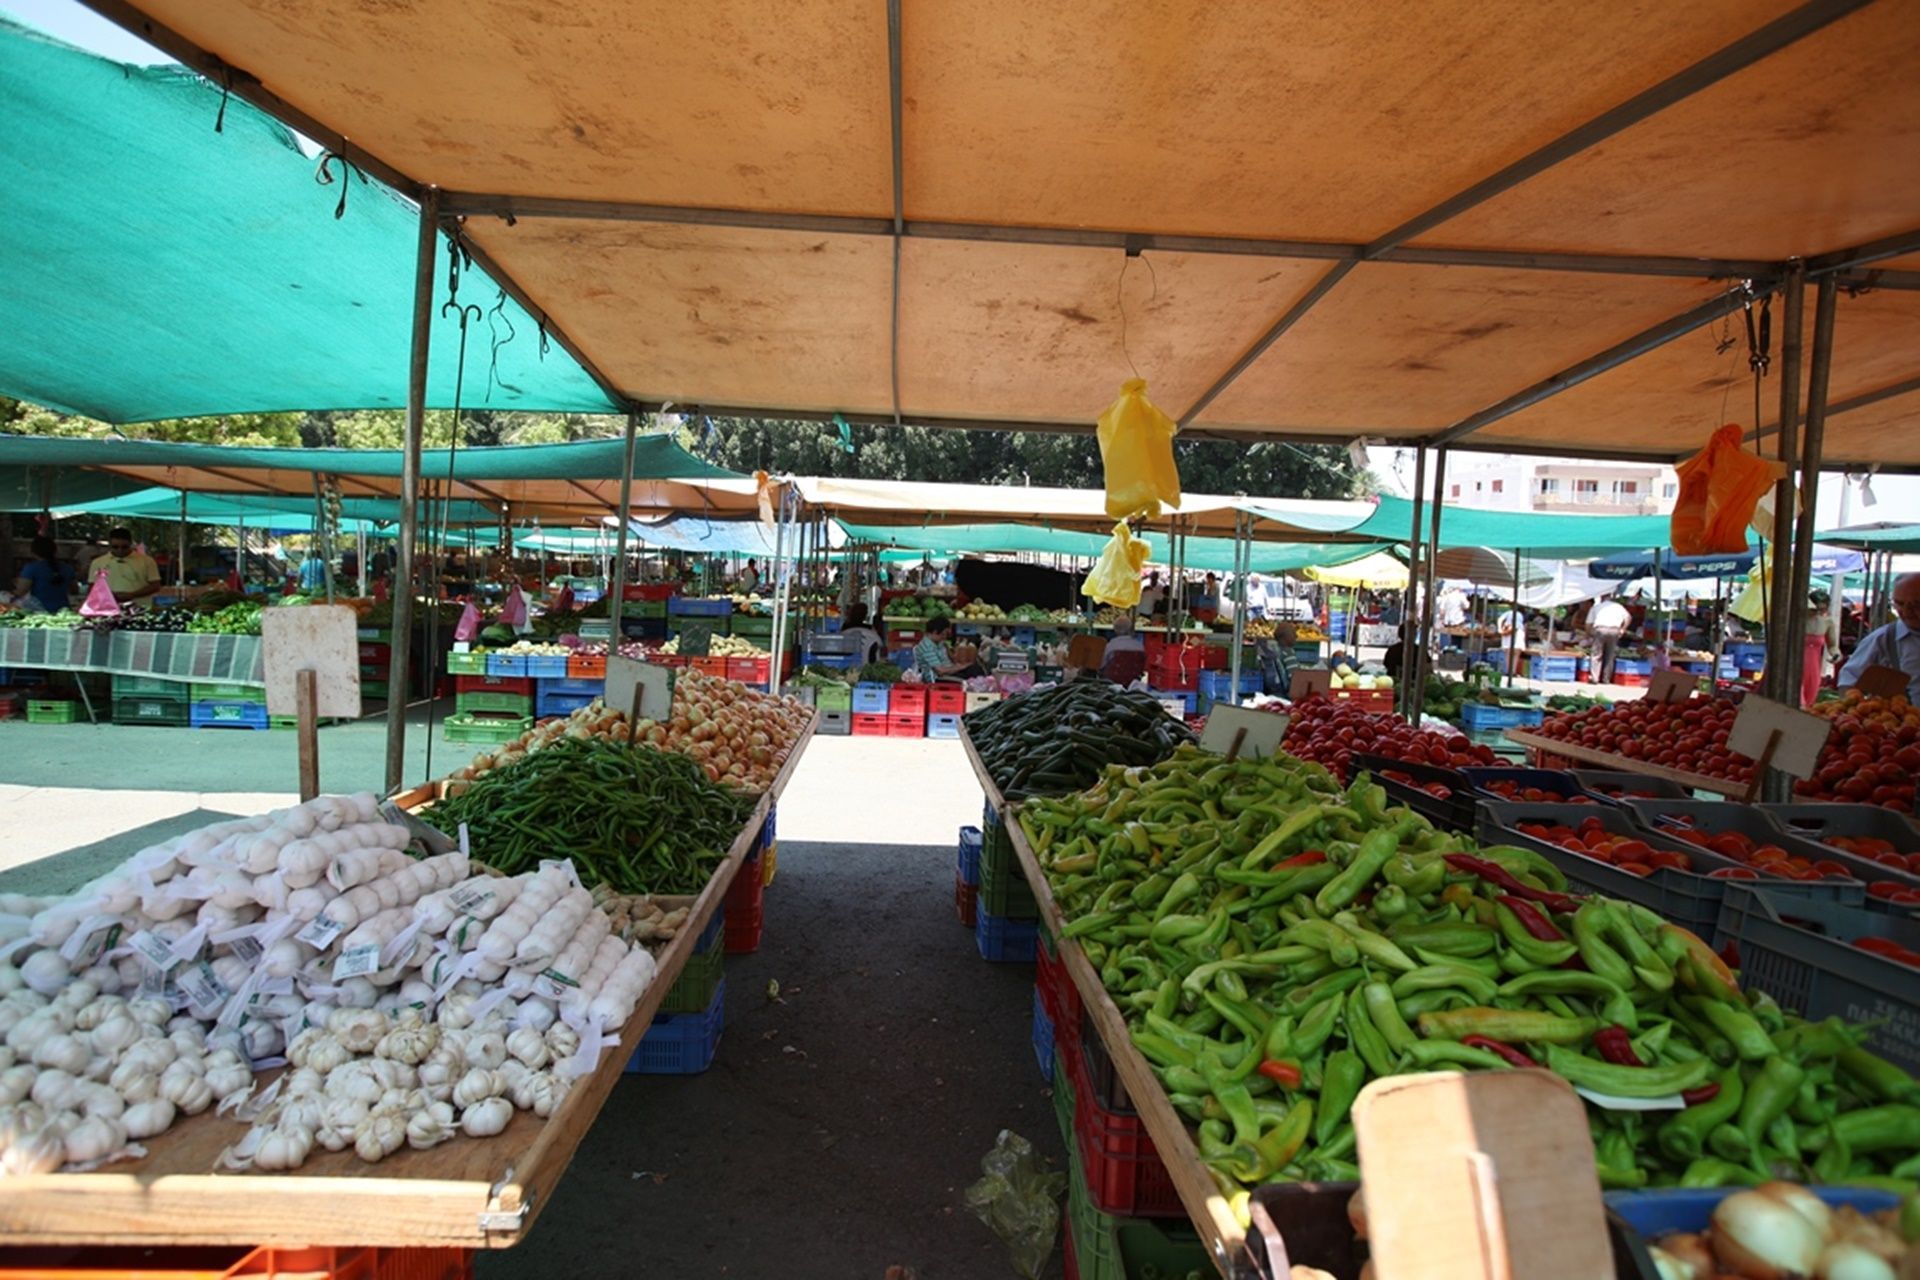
(1615, 672, 1650, 687)
(1324, 688, 1396, 713)
(453, 673, 532, 696)
(0, 1245, 473, 1279)
(567, 654, 607, 679)
(692, 656, 730, 677)
(889, 684, 929, 713)
(955, 876, 978, 927)
(852, 712, 890, 736)
(1147, 653, 1198, 692)
(1070, 1041, 1185, 1218)
(725, 851, 765, 954)
(1035, 939, 1081, 1059)
(727, 656, 771, 684)
(358, 641, 392, 664)
(888, 712, 925, 738)
(624, 583, 677, 601)
(928, 682, 966, 715)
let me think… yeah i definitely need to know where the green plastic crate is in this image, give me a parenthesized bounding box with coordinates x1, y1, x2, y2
(356, 627, 392, 642)
(456, 691, 533, 716)
(271, 715, 341, 729)
(445, 651, 491, 675)
(113, 674, 190, 698)
(27, 700, 78, 724)
(814, 685, 852, 713)
(1112, 1220, 1210, 1280)
(729, 615, 774, 637)
(191, 682, 263, 703)
(1067, 1147, 1121, 1280)
(980, 820, 1038, 919)
(113, 696, 188, 726)
(659, 923, 725, 1014)
(631, 601, 669, 619)
(1053, 1047, 1075, 1148)
(442, 713, 531, 744)
(361, 680, 391, 700)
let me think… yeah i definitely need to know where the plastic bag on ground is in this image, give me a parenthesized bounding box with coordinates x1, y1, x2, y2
(1082, 522, 1151, 609)
(1670, 423, 1785, 555)
(962, 1130, 1066, 1280)
(1096, 378, 1181, 521)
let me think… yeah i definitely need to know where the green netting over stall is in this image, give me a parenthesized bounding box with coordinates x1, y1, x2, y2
(52, 486, 499, 530)
(836, 520, 1389, 574)
(0, 15, 616, 422)
(1245, 496, 1678, 557)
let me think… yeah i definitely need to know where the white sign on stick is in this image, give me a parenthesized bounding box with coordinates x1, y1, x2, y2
(1198, 702, 1289, 760)
(1727, 693, 1832, 779)
(261, 604, 361, 718)
(604, 655, 675, 724)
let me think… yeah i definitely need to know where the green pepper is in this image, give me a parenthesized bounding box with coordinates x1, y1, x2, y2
(1371, 883, 1411, 921)
(1291, 996, 1342, 1060)
(1388, 919, 1499, 958)
(1404, 1040, 1514, 1071)
(1571, 902, 1637, 991)
(1282, 967, 1366, 1015)
(1240, 805, 1344, 869)
(1396, 986, 1474, 1017)
(1248, 1098, 1315, 1180)
(1838, 1045, 1920, 1104)
(1496, 970, 1627, 1001)
(1677, 1157, 1764, 1188)
(1314, 826, 1402, 914)
(1314, 1050, 1367, 1146)
(1686, 997, 1777, 1061)
(1417, 1007, 1598, 1047)
(1811, 1120, 1853, 1184)
(1493, 903, 1579, 968)
(1543, 1045, 1712, 1099)
(1280, 919, 1359, 967)
(1208, 1079, 1265, 1148)
(1800, 1104, 1920, 1156)
(1392, 963, 1500, 1004)
(1737, 1058, 1805, 1173)
(1150, 913, 1210, 945)
(1595, 1129, 1648, 1189)
(1472, 844, 1568, 892)
(1364, 981, 1418, 1055)
(1156, 871, 1202, 919)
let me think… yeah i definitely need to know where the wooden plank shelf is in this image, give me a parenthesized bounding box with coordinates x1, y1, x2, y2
(961, 724, 1243, 1276)
(1502, 728, 1752, 799)
(0, 726, 816, 1250)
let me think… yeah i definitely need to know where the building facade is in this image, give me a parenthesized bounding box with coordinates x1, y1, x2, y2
(1440, 454, 1679, 516)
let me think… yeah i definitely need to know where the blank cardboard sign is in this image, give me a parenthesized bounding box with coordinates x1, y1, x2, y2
(1646, 669, 1697, 703)
(1199, 702, 1288, 760)
(262, 604, 361, 718)
(1289, 669, 1332, 700)
(1728, 693, 1832, 779)
(1855, 664, 1909, 698)
(605, 656, 674, 723)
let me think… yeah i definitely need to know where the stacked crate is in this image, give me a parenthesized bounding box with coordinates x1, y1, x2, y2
(190, 681, 269, 731)
(112, 674, 190, 727)
(448, 672, 533, 744)
(357, 627, 393, 700)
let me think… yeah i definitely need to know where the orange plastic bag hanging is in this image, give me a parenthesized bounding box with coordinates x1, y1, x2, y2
(1096, 379, 1181, 521)
(1670, 423, 1786, 556)
(1082, 521, 1151, 609)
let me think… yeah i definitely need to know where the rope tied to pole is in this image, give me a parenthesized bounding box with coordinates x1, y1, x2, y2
(313, 150, 367, 220)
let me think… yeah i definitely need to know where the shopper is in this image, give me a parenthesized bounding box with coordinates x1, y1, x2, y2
(1138, 571, 1165, 618)
(1802, 591, 1840, 706)
(1586, 595, 1632, 684)
(1259, 622, 1300, 695)
(1839, 573, 1920, 703)
(1099, 614, 1148, 683)
(298, 551, 328, 593)
(741, 559, 761, 594)
(12, 535, 74, 614)
(87, 528, 161, 603)
(1497, 605, 1524, 676)
(838, 602, 884, 667)
(913, 616, 981, 679)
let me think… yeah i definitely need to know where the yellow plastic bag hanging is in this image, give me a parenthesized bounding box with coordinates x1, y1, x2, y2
(1096, 379, 1181, 521)
(1670, 423, 1786, 556)
(1082, 521, 1151, 609)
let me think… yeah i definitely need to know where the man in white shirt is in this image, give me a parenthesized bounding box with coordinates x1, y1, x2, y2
(1587, 596, 1633, 685)
(1138, 572, 1165, 618)
(1839, 574, 1920, 704)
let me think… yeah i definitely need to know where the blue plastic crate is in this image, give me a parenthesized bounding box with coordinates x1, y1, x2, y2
(536, 689, 598, 718)
(190, 700, 269, 730)
(1197, 670, 1236, 696)
(1148, 688, 1198, 715)
(668, 598, 733, 617)
(626, 978, 726, 1074)
(1613, 657, 1653, 676)
(1606, 1187, 1897, 1240)
(1457, 702, 1545, 730)
(813, 617, 843, 633)
(1031, 988, 1055, 1083)
(803, 651, 859, 670)
(538, 675, 604, 698)
(1727, 642, 1765, 660)
(1527, 655, 1578, 681)
(852, 682, 891, 714)
(484, 654, 530, 677)
(957, 826, 982, 885)
(927, 712, 962, 739)
(1735, 652, 1766, 672)
(887, 647, 915, 667)
(762, 805, 777, 849)
(693, 905, 726, 952)
(975, 907, 1039, 963)
(522, 654, 569, 679)
(1672, 660, 1712, 676)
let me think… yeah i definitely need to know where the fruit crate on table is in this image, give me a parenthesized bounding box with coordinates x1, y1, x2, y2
(690, 656, 729, 677)
(888, 684, 928, 714)
(1322, 687, 1396, 714)
(454, 672, 531, 695)
(817, 708, 851, 735)
(729, 614, 774, 638)
(974, 906, 1038, 962)
(1568, 769, 1690, 801)
(1613, 657, 1653, 678)
(812, 683, 852, 713)
(1457, 702, 1545, 731)
(1457, 765, 1599, 805)
(445, 651, 491, 675)
(113, 696, 188, 727)
(928, 682, 966, 715)
(667, 597, 733, 617)
(927, 712, 962, 739)
(964, 691, 1002, 713)
(455, 691, 532, 717)
(1617, 798, 1911, 898)
(1478, 800, 1863, 945)
(1715, 883, 1920, 1072)
(538, 675, 605, 700)
(441, 712, 531, 744)
(1352, 752, 1477, 831)
(626, 977, 726, 1074)
(803, 651, 859, 671)
(190, 700, 268, 730)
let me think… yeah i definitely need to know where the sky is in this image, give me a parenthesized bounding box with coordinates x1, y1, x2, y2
(6, 0, 1914, 533)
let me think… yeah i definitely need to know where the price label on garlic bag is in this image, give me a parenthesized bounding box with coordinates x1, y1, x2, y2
(175, 962, 228, 1014)
(297, 916, 344, 949)
(331, 944, 381, 981)
(127, 930, 181, 973)
(448, 881, 494, 915)
(226, 934, 264, 965)
(138, 965, 168, 1000)
(59, 914, 120, 964)
(537, 969, 580, 1002)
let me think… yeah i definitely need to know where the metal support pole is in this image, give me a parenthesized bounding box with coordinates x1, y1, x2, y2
(607, 409, 640, 646)
(767, 487, 792, 694)
(1411, 449, 1448, 723)
(1401, 447, 1428, 719)
(1228, 512, 1248, 699)
(1780, 274, 1839, 706)
(383, 188, 440, 794)
(1763, 269, 1804, 705)
(357, 526, 368, 598)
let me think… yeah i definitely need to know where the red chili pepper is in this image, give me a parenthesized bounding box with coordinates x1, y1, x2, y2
(1592, 1025, 1644, 1067)
(1496, 895, 1567, 942)
(1276, 851, 1328, 869)
(1461, 1034, 1537, 1069)
(1444, 854, 1582, 914)
(1680, 1082, 1722, 1106)
(1258, 1059, 1304, 1088)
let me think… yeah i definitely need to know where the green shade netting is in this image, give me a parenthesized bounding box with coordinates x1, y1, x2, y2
(835, 520, 1389, 575)
(1248, 496, 1679, 557)
(1813, 524, 1920, 553)
(0, 432, 734, 482)
(0, 465, 152, 510)
(53, 486, 498, 529)
(0, 16, 616, 422)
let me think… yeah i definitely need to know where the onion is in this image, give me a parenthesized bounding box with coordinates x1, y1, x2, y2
(1650, 1233, 1712, 1280)
(1712, 1188, 1826, 1279)
(1817, 1241, 1896, 1280)
(1756, 1181, 1834, 1243)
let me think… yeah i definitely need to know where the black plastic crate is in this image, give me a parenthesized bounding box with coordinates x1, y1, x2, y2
(1351, 752, 1476, 831)
(1568, 769, 1690, 801)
